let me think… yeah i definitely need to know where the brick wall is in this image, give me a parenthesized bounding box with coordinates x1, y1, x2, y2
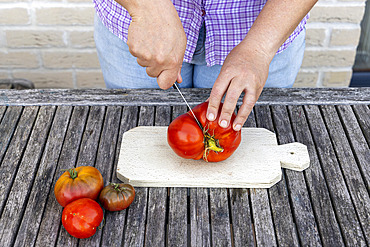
(296, 0, 366, 87)
(0, 0, 366, 88)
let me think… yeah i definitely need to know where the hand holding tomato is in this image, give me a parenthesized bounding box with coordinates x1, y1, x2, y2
(62, 198, 104, 239)
(54, 166, 104, 207)
(99, 183, 135, 211)
(167, 101, 241, 162)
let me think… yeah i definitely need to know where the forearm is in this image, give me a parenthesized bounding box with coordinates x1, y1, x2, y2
(240, 0, 317, 62)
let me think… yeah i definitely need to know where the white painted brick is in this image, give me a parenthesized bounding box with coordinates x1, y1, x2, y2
(0, 71, 10, 79)
(330, 27, 361, 46)
(0, 51, 40, 68)
(69, 30, 95, 48)
(302, 48, 356, 68)
(76, 70, 105, 88)
(35, 6, 94, 26)
(293, 71, 319, 87)
(322, 70, 353, 87)
(6, 29, 66, 48)
(305, 27, 327, 47)
(13, 70, 74, 88)
(42, 50, 100, 69)
(0, 7, 30, 25)
(309, 5, 365, 24)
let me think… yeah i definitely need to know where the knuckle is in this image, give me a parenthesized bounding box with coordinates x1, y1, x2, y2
(210, 87, 224, 100)
(243, 98, 256, 109)
(154, 54, 166, 65)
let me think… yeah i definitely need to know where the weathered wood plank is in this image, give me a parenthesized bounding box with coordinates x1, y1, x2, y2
(304, 105, 366, 246)
(0, 106, 23, 166)
(76, 106, 106, 167)
(229, 189, 254, 247)
(337, 105, 370, 191)
(101, 106, 139, 247)
(56, 106, 106, 247)
(0, 106, 6, 122)
(190, 187, 211, 247)
(167, 105, 188, 247)
(0, 107, 38, 215)
(352, 105, 370, 146)
(144, 106, 171, 247)
(0, 106, 55, 247)
(321, 105, 370, 245)
(35, 106, 89, 246)
(14, 106, 72, 247)
(255, 105, 299, 247)
(0, 88, 369, 106)
(209, 188, 232, 246)
(250, 189, 276, 247)
(123, 106, 154, 247)
(288, 105, 345, 246)
(79, 106, 122, 247)
(239, 107, 276, 247)
(271, 105, 322, 247)
(229, 109, 256, 247)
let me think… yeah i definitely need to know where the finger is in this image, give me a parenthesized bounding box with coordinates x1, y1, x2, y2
(146, 66, 162, 78)
(136, 57, 149, 68)
(218, 79, 244, 128)
(233, 90, 259, 131)
(157, 69, 178, 89)
(177, 68, 183, 83)
(207, 71, 232, 122)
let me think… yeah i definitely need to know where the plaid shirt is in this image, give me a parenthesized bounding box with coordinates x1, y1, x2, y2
(94, 0, 309, 66)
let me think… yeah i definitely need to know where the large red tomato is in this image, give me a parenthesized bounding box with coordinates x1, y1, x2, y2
(167, 101, 241, 162)
(54, 166, 104, 207)
(62, 198, 104, 239)
(99, 183, 135, 211)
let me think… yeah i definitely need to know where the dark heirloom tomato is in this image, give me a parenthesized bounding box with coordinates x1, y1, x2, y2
(99, 183, 135, 211)
(62, 198, 103, 239)
(167, 101, 241, 162)
(54, 166, 104, 207)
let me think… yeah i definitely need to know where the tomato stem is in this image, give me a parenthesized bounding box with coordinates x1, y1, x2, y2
(205, 134, 224, 153)
(203, 130, 224, 161)
(110, 182, 124, 192)
(61, 168, 78, 179)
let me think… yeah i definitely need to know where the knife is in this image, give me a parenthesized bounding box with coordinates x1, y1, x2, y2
(173, 82, 203, 131)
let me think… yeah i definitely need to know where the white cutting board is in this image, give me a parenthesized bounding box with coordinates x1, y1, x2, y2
(116, 126, 310, 188)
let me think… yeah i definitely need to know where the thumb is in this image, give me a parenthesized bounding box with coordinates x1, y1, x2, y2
(157, 69, 178, 90)
(176, 68, 183, 83)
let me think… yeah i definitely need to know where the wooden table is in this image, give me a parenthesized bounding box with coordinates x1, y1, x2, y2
(0, 88, 369, 247)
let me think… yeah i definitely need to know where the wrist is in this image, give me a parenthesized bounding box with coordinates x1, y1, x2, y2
(237, 37, 275, 67)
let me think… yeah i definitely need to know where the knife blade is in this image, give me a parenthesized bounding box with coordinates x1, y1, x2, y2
(173, 82, 203, 131)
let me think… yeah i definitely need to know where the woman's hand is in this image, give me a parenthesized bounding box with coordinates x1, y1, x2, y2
(206, 44, 271, 131)
(116, 0, 187, 89)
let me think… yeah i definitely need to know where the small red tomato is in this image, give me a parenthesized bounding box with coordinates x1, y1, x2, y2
(54, 166, 104, 207)
(62, 198, 104, 239)
(99, 183, 135, 211)
(167, 101, 241, 162)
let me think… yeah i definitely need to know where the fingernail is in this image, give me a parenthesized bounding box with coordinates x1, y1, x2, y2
(208, 113, 215, 121)
(220, 120, 228, 128)
(234, 124, 242, 131)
